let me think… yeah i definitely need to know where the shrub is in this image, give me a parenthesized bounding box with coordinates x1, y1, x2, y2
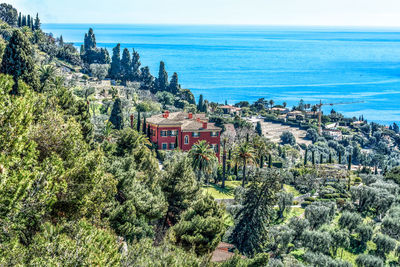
(301, 201, 312, 208)
(355, 254, 384, 267)
(304, 197, 316, 202)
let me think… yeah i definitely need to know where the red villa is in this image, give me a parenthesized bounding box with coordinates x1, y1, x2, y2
(146, 111, 222, 158)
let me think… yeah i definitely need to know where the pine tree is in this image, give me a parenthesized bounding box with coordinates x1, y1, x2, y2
(110, 44, 121, 80)
(34, 13, 40, 30)
(156, 61, 168, 92)
(1, 29, 39, 94)
(131, 49, 141, 81)
(120, 48, 132, 83)
(0, 3, 18, 26)
(169, 72, 180, 94)
(109, 97, 124, 129)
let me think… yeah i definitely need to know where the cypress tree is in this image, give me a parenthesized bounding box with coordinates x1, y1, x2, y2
(348, 155, 352, 171)
(246, 133, 249, 143)
(17, 12, 21, 27)
(268, 154, 272, 168)
(34, 13, 40, 30)
(329, 153, 332, 164)
(110, 44, 121, 80)
(147, 124, 151, 138)
(30, 18, 34, 31)
(142, 116, 147, 134)
(227, 149, 232, 174)
(339, 152, 342, 164)
(156, 61, 169, 92)
(256, 121, 262, 136)
(234, 163, 238, 177)
(84, 28, 96, 51)
(137, 111, 141, 132)
(260, 155, 264, 168)
(1, 29, 39, 94)
(175, 133, 179, 149)
(120, 48, 132, 83)
(320, 154, 323, 164)
(27, 14, 31, 28)
(304, 148, 308, 166)
(131, 49, 141, 81)
(109, 98, 124, 130)
(169, 72, 180, 94)
(22, 15, 26, 26)
(59, 35, 64, 46)
(312, 151, 315, 165)
(198, 94, 204, 112)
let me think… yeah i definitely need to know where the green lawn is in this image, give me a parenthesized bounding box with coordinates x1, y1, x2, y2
(202, 180, 241, 199)
(283, 184, 302, 197)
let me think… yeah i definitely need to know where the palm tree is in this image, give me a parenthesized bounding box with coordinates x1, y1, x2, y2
(189, 140, 218, 184)
(234, 141, 255, 187)
(252, 135, 268, 168)
(39, 65, 56, 92)
(269, 99, 275, 108)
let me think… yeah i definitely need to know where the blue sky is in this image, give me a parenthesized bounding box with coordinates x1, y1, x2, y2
(7, 0, 400, 26)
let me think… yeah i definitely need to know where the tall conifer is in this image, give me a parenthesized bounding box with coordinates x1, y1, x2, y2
(131, 49, 141, 81)
(156, 61, 168, 92)
(34, 13, 40, 30)
(1, 29, 39, 94)
(110, 44, 121, 80)
(169, 72, 180, 94)
(120, 48, 132, 83)
(110, 98, 124, 130)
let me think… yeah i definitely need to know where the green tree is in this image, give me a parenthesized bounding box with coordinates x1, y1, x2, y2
(169, 72, 180, 94)
(131, 49, 141, 81)
(140, 66, 155, 92)
(234, 141, 255, 187)
(301, 230, 332, 254)
(0, 3, 18, 26)
(34, 13, 40, 30)
(110, 43, 121, 79)
(356, 254, 384, 267)
(120, 48, 132, 83)
(160, 153, 200, 230)
(1, 29, 39, 94)
(109, 97, 124, 130)
(276, 191, 294, 219)
(229, 169, 281, 256)
(256, 121, 263, 136)
(189, 140, 218, 183)
(280, 131, 296, 145)
(372, 234, 397, 260)
(156, 61, 168, 92)
(38, 65, 56, 92)
(198, 94, 205, 112)
(171, 195, 225, 255)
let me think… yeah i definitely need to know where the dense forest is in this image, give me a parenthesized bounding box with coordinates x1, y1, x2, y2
(1, 3, 400, 266)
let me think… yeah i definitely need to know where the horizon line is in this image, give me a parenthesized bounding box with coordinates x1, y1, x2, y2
(41, 22, 400, 29)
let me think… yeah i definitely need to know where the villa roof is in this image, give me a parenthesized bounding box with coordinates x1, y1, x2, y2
(147, 111, 222, 132)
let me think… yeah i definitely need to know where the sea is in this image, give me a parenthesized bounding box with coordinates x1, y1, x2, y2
(42, 24, 400, 125)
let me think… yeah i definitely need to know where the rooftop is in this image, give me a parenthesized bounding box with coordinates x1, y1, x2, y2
(147, 111, 222, 131)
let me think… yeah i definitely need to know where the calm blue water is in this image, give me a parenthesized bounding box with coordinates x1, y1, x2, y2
(43, 24, 400, 124)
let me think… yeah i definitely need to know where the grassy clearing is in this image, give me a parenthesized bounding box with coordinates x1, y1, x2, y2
(283, 184, 302, 197)
(202, 180, 242, 199)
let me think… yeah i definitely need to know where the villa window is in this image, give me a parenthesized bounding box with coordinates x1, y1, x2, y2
(162, 143, 168, 150)
(169, 143, 176, 149)
(211, 144, 219, 153)
(211, 131, 219, 137)
(161, 131, 167, 137)
(184, 135, 189, 144)
(192, 132, 200, 138)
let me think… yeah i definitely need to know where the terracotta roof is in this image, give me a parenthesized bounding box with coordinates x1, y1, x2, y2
(211, 242, 244, 263)
(147, 112, 221, 132)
